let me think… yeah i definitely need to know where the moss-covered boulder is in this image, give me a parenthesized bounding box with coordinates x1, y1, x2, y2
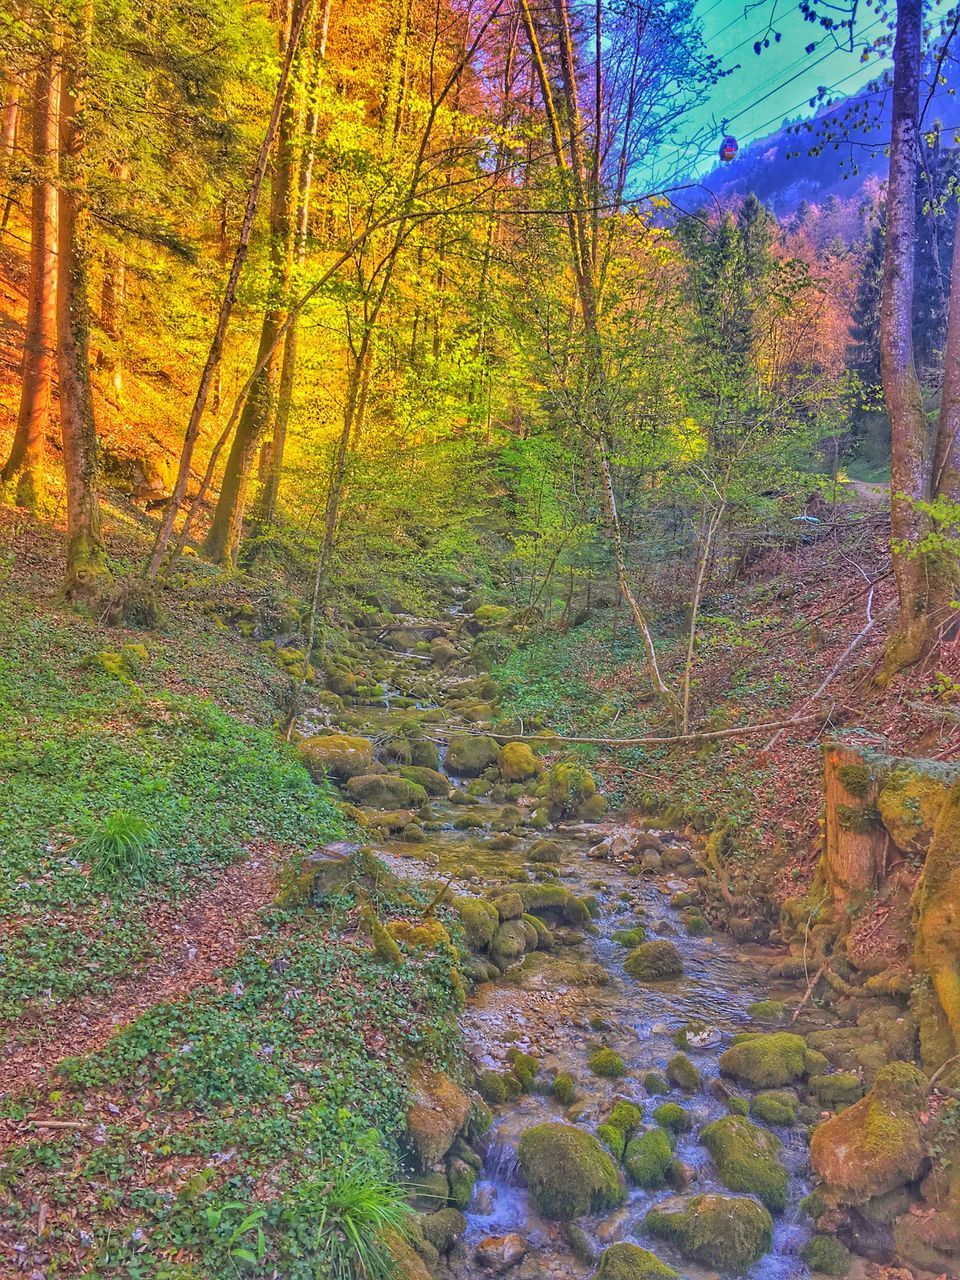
(596, 1122, 627, 1160)
(499, 741, 540, 782)
(492, 891, 524, 921)
(719, 1032, 824, 1089)
(553, 1072, 577, 1105)
(809, 1061, 927, 1200)
(624, 1128, 673, 1189)
(607, 1100, 642, 1136)
(593, 1243, 678, 1280)
(877, 765, 950, 855)
(644, 1070, 670, 1094)
(419, 1207, 466, 1254)
(644, 1193, 774, 1274)
(701, 1115, 789, 1211)
(653, 1103, 691, 1135)
(506, 882, 589, 926)
(751, 1090, 799, 1126)
(517, 1123, 625, 1220)
(400, 766, 450, 797)
(491, 920, 529, 968)
(803, 1234, 852, 1276)
(589, 1047, 626, 1078)
(529, 838, 562, 864)
(624, 940, 684, 982)
(455, 898, 500, 952)
(406, 1067, 471, 1168)
(299, 733, 373, 782)
(538, 761, 604, 820)
(346, 773, 428, 809)
(410, 738, 440, 770)
(809, 1072, 864, 1107)
(445, 734, 500, 777)
(666, 1053, 701, 1091)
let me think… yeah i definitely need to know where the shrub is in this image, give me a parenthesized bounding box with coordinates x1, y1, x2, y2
(78, 809, 157, 894)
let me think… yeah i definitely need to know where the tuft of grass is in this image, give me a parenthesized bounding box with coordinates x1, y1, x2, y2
(305, 1151, 413, 1280)
(78, 809, 157, 894)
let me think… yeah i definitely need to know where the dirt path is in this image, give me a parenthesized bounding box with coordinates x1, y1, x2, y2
(0, 845, 281, 1119)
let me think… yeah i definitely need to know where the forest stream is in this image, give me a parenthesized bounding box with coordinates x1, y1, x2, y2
(301, 610, 845, 1280)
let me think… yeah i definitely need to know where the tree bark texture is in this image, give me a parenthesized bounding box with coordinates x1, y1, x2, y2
(822, 736, 888, 912)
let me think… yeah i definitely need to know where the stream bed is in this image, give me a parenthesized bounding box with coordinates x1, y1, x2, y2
(307, 615, 827, 1280)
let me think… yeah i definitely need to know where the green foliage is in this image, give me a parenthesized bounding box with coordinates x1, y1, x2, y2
(77, 810, 157, 894)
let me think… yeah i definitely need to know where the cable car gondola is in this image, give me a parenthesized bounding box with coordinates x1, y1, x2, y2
(719, 133, 739, 162)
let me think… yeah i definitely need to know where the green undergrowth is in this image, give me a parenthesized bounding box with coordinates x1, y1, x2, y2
(0, 591, 344, 1023)
(494, 599, 827, 869)
(1, 881, 464, 1277)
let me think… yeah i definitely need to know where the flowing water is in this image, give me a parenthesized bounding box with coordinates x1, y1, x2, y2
(308, 614, 818, 1280)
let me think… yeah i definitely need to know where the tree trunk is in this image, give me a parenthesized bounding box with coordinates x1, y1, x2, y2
(880, 0, 930, 675)
(822, 735, 888, 912)
(57, 6, 110, 600)
(1, 77, 19, 153)
(255, 0, 331, 531)
(205, 0, 305, 565)
(927, 189, 960, 626)
(2, 49, 60, 510)
(99, 160, 129, 395)
(145, 0, 309, 578)
(681, 497, 726, 734)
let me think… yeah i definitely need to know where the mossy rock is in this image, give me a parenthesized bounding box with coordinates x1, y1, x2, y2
(809, 1072, 864, 1107)
(553, 1072, 577, 1106)
(406, 1067, 471, 1168)
(589, 1047, 626, 1078)
(748, 1000, 786, 1025)
(517, 1123, 625, 1221)
(750, 1090, 799, 1126)
(877, 766, 950, 854)
(506, 882, 589, 926)
(613, 924, 647, 947)
(400, 766, 450, 797)
(455, 898, 499, 952)
(538, 761, 602, 820)
(607, 1100, 642, 1136)
(473, 603, 512, 628)
(419, 1208, 466, 1254)
(410, 738, 441, 770)
(445, 734, 500, 777)
(666, 1053, 701, 1091)
(298, 734, 374, 782)
(653, 1103, 691, 1135)
(809, 1061, 927, 1200)
(593, 1243, 678, 1280)
(596, 1122, 626, 1160)
(624, 1128, 673, 1189)
(644, 1070, 670, 1094)
(624, 940, 684, 982)
(701, 1115, 789, 1211)
(718, 1032, 822, 1089)
(387, 918, 451, 951)
(506, 1049, 539, 1090)
(346, 773, 428, 809)
(644, 1193, 774, 1274)
(476, 1070, 508, 1105)
(499, 741, 540, 782)
(529, 838, 562, 864)
(803, 1234, 852, 1277)
(511, 952, 609, 988)
(491, 920, 529, 968)
(447, 1157, 477, 1210)
(492, 891, 524, 921)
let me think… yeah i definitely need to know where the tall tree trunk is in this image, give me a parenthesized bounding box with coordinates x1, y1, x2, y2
(823, 735, 888, 913)
(880, 0, 930, 676)
(99, 160, 129, 395)
(144, 0, 309, 578)
(927, 193, 960, 628)
(205, 0, 306, 565)
(1, 77, 19, 153)
(57, 5, 110, 600)
(2, 49, 59, 510)
(255, 0, 331, 531)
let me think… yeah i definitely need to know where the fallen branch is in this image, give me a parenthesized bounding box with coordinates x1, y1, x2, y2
(426, 710, 829, 749)
(790, 960, 829, 1025)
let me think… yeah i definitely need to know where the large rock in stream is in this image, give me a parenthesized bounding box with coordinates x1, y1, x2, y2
(346, 773, 428, 808)
(517, 1122, 625, 1220)
(644, 1193, 773, 1274)
(593, 1243, 678, 1279)
(299, 733, 372, 781)
(445, 733, 500, 776)
(809, 1061, 928, 1200)
(406, 1066, 471, 1168)
(718, 1032, 826, 1089)
(701, 1115, 789, 1211)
